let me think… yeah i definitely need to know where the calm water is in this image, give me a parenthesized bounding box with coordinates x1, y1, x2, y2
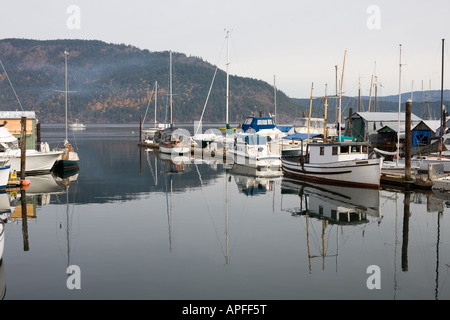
(1, 124, 450, 301)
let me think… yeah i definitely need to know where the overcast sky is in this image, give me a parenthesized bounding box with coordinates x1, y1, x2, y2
(1, 0, 450, 99)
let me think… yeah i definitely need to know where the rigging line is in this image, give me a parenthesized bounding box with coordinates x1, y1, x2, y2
(142, 82, 156, 126)
(195, 37, 227, 135)
(0, 59, 24, 111)
(194, 163, 226, 257)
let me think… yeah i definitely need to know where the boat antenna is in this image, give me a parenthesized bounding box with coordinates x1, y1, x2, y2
(226, 30, 230, 127)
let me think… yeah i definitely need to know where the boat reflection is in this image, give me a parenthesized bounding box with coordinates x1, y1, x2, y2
(159, 152, 191, 175)
(282, 177, 381, 223)
(282, 178, 382, 272)
(0, 257, 5, 300)
(230, 165, 282, 196)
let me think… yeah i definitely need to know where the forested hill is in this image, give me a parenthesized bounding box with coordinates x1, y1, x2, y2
(0, 38, 301, 124)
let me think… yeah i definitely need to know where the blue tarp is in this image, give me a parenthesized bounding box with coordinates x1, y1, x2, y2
(282, 133, 319, 141)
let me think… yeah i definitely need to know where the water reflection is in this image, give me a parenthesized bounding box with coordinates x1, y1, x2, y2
(2, 124, 450, 300)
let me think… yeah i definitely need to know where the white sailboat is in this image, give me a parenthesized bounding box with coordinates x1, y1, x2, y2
(0, 125, 61, 174)
(159, 51, 190, 155)
(193, 30, 233, 151)
(140, 81, 170, 148)
(53, 51, 80, 171)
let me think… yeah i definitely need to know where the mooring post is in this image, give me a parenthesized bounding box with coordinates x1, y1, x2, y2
(20, 116, 26, 181)
(36, 122, 41, 152)
(348, 107, 353, 137)
(405, 99, 412, 184)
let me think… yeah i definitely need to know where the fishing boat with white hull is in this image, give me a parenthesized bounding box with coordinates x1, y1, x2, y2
(281, 141, 383, 189)
(228, 132, 281, 174)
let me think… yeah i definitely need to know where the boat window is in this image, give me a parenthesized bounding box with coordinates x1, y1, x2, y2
(362, 145, 368, 153)
(320, 146, 324, 155)
(332, 146, 338, 155)
(257, 119, 268, 125)
(351, 145, 361, 153)
(244, 135, 267, 145)
(244, 118, 253, 125)
(340, 146, 349, 154)
(294, 119, 308, 127)
(7, 142, 18, 150)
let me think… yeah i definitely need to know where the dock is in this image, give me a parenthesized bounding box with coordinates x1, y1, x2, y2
(380, 170, 434, 189)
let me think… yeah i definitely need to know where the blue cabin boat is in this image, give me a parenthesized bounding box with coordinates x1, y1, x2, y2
(241, 116, 276, 132)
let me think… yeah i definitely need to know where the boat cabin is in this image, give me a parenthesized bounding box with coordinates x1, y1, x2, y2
(307, 142, 369, 164)
(242, 117, 275, 133)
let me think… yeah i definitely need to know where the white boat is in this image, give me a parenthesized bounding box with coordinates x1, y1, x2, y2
(159, 128, 190, 155)
(69, 119, 86, 130)
(281, 141, 383, 189)
(0, 126, 62, 174)
(140, 81, 170, 148)
(0, 161, 10, 189)
(432, 175, 450, 191)
(228, 132, 281, 174)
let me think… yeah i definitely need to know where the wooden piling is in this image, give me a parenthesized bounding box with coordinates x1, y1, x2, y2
(36, 122, 41, 151)
(348, 107, 353, 137)
(405, 100, 412, 183)
(20, 116, 26, 180)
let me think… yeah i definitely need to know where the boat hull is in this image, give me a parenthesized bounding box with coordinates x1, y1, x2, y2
(0, 165, 10, 188)
(281, 156, 382, 189)
(5, 151, 62, 174)
(232, 151, 281, 171)
(432, 176, 450, 191)
(159, 145, 190, 155)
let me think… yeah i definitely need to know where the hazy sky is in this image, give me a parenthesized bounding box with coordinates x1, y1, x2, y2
(1, 0, 450, 99)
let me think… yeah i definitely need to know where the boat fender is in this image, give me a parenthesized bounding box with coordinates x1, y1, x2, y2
(21, 179, 31, 188)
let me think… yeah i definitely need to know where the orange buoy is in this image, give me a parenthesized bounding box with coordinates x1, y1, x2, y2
(21, 179, 31, 186)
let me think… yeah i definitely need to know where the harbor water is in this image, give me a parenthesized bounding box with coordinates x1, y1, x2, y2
(1, 124, 450, 300)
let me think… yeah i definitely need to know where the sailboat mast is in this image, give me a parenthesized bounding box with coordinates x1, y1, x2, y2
(170, 51, 173, 126)
(154, 81, 158, 126)
(226, 30, 230, 126)
(64, 51, 69, 141)
(397, 44, 402, 164)
(441, 39, 445, 137)
(274, 74, 277, 125)
(338, 50, 346, 142)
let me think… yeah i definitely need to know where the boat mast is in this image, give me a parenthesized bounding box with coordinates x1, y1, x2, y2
(338, 50, 346, 142)
(274, 74, 277, 125)
(226, 30, 230, 127)
(441, 39, 445, 140)
(169, 51, 173, 126)
(154, 81, 158, 126)
(307, 82, 314, 142)
(64, 51, 69, 142)
(324, 84, 328, 138)
(397, 44, 402, 165)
